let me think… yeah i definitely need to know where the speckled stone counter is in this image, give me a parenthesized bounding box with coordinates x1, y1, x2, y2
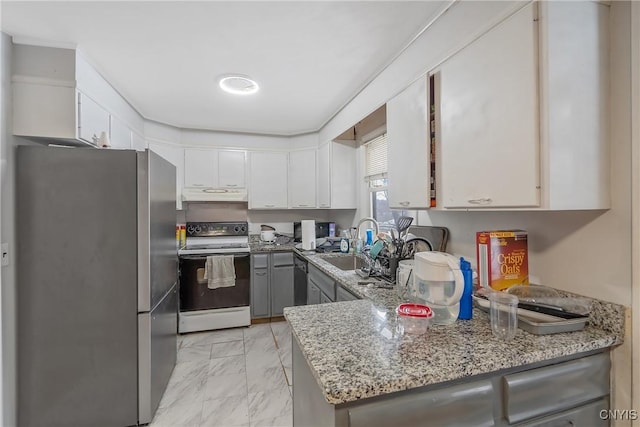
(248, 234, 298, 253)
(284, 253, 625, 406)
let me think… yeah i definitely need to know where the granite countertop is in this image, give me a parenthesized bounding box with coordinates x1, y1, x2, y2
(283, 252, 626, 406)
(248, 234, 298, 253)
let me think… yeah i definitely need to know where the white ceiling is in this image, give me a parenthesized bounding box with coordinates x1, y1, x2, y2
(2, 1, 445, 136)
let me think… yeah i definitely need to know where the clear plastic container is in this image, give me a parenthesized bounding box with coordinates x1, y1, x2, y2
(397, 303, 433, 335)
(488, 292, 519, 340)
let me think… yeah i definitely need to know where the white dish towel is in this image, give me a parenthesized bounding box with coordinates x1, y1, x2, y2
(204, 255, 236, 289)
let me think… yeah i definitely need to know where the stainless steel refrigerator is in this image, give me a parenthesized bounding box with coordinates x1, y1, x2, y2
(16, 146, 178, 426)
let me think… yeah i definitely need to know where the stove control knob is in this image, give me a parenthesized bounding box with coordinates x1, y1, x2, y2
(233, 225, 240, 233)
(194, 225, 202, 234)
(240, 225, 247, 233)
(187, 225, 196, 234)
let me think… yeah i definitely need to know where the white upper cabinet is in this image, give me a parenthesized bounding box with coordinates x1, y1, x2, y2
(538, 1, 610, 210)
(109, 115, 132, 150)
(77, 92, 111, 146)
(387, 77, 432, 209)
(429, 1, 609, 210)
(183, 148, 246, 188)
(317, 143, 331, 208)
(288, 149, 316, 208)
(437, 3, 539, 209)
(218, 150, 246, 188)
(249, 152, 288, 209)
(316, 140, 357, 209)
(12, 45, 145, 148)
(184, 149, 218, 187)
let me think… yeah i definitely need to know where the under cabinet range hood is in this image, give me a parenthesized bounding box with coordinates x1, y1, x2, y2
(182, 187, 248, 202)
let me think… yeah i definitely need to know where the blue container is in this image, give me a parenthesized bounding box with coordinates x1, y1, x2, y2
(458, 257, 473, 320)
(365, 229, 373, 246)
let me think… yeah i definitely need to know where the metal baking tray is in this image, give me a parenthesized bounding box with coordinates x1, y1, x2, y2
(473, 296, 588, 335)
(517, 315, 588, 335)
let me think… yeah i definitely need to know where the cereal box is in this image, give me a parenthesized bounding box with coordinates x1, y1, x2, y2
(476, 230, 529, 291)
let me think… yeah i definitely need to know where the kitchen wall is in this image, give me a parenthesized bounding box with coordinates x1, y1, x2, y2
(180, 202, 356, 236)
(319, 0, 634, 415)
(181, 128, 317, 150)
(247, 209, 356, 235)
(322, 0, 632, 306)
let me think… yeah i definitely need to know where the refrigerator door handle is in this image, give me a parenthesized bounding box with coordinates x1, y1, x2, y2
(137, 151, 151, 313)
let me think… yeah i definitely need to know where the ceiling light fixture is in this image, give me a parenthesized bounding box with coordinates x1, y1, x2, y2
(218, 74, 259, 95)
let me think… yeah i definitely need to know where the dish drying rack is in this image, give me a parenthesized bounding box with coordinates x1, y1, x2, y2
(356, 250, 398, 284)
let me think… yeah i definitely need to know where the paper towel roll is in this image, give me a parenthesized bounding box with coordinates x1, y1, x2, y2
(301, 220, 316, 250)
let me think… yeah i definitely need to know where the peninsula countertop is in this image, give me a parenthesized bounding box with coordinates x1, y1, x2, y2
(283, 252, 625, 405)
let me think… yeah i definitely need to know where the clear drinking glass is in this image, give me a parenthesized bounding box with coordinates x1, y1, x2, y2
(488, 292, 519, 340)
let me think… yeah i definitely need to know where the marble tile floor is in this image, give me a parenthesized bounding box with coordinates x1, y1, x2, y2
(150, 321, 293, 427)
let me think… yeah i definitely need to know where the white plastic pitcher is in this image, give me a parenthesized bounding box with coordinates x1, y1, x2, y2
(412, 252, 465, 325)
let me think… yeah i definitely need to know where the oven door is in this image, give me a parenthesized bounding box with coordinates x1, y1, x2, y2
(179, 253, 250, 311)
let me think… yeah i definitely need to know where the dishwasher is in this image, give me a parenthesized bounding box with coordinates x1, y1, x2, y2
(293, 254, 308, 305)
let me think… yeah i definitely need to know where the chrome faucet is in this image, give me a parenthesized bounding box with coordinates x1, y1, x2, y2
(356, 217, 379, 243)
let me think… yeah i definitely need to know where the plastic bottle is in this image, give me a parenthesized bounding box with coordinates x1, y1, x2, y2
(458, 257, 473, 320)
(365, 229, 373, 246)
(340, 238, 350, 253)
(179, 225, 186, 249)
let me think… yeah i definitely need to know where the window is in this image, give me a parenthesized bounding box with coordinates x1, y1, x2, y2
(364, 134, 406, 230)
(364, 134, 391, 227)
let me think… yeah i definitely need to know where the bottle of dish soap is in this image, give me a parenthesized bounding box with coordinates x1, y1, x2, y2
(340, 237, 350, 253)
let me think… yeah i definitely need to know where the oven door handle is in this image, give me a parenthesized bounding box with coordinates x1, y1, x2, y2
(180, 253, 250, 260)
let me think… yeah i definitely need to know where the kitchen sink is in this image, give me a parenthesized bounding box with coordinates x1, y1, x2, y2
(320, 255, 366, 271)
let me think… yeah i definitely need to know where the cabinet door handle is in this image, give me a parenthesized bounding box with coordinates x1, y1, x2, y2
(468, 198, 492, 205)
(399, 201, 410, 207)
(320, 204, 330, 208)
(298, 204, 308, 207)
(255, 271, 267, 276)
(264, 204, 275, 208)
(225, 184, 237, 187)
(192, 184, 204, 187)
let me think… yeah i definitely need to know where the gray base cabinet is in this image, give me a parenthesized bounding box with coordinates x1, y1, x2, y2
(293, 338, 610, 427)
(307, 280, 321, 305)
(251, 252, 294, 318)
(336, 286, 359, 302)
(307, 263, 360, 305)
(271, 252, 295, 316)
(251, 255, 270, 318)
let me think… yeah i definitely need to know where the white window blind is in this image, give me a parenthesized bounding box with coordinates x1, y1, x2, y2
(365, 133, 387, 181)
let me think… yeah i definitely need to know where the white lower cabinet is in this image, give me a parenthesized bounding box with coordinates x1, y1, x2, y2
(289, 149, 316, 208)
(249, 151, 288, 209)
